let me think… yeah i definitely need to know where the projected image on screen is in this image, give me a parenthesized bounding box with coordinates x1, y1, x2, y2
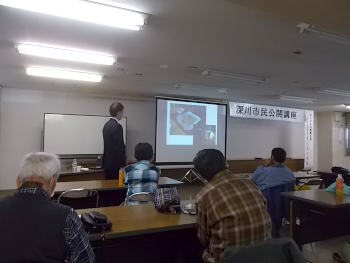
(167, 102, 217, 146)
(156, 98, 227, 164)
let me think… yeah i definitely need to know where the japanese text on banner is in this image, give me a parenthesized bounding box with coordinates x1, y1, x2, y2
(229, 102, 305, 123)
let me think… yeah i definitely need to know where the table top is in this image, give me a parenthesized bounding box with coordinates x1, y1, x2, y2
(233, 172, 320, 180)
(281, 189, 350, 208)
(314, 171, 333, 174)
(233, 173, 252, 179)
(55, 177, 183, 193)
(293, 172, 321, 179)
(59, 169, 104, 176)
(76, 202, 196, 241)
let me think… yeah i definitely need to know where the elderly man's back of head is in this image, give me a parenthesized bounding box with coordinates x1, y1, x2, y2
(19, 152, 61, 181)
(0, 152, 95, 263)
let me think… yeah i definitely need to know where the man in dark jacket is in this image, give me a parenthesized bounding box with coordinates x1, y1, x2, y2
(0, 152, 95, 262)
(103, 102, 126, 179)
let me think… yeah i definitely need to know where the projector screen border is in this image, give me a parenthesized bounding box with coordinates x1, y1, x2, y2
(154, 96, 227, 165)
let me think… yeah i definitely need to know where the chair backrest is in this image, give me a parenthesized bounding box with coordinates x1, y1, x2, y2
(261, 183, 294, 238)
(222, 237, 306, 263)
(124, 192, 154, 205)
(297, 179, 323, 190)
(128, 192, 154, 202)
(331, 166, 349, 175)
(57, 189, 99, 209)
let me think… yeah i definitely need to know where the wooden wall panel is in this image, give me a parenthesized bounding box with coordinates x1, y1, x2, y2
(57, 159, 304, 182)
(58, 172, 104, 182)
(226, 159, 304, 174)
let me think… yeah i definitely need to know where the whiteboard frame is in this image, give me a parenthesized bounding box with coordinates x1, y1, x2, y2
(43, 113, 127, 158)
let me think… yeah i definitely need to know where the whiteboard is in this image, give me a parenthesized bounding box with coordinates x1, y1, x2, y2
(43, 114, 127, 155)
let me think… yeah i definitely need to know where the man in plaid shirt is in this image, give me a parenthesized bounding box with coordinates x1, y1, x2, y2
(124, 142, 160, 205)
(194, 149, 272, 263)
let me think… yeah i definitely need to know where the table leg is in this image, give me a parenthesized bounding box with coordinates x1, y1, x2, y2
(289, 200, 303, 250)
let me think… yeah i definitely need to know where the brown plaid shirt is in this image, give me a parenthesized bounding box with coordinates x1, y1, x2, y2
(196, 170, 272, 263)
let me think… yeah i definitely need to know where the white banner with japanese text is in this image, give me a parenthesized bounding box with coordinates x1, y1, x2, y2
(304, 110, 314, 170)
(229, 102, 305, 122)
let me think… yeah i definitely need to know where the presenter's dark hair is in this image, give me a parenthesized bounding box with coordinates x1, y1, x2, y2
(135, 143, 153, 161)
(193, 149, 226, 181)
(109, 102, 124, 117)
(271, 147, 287, 163)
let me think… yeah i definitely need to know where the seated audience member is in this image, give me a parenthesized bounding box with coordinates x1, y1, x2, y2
(0, 152, 95, 263)
(124, 142, 160, 205)
(252, 147, 296, 191)
(194, 149, 272, 263)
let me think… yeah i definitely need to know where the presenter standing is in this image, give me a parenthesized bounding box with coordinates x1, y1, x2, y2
(102, 102, 126, 180)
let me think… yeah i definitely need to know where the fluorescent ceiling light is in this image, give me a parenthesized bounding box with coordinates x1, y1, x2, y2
(275, 95, 315, 103)
(345, 105, 350, 109)
(0, 0, 148, 31)
(174, 83, 229, 94)
(202, 70, 266, 84)
(26, 67, 102, 82)
(317, 87, 350, 97)
(297, 23, 350, 46)
(17, 44, 115, 65)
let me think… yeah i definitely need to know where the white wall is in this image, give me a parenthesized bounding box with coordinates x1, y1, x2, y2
(0, 88, 2, 144)
(332, 114, 350, 169)
(0, 88, 155, 189)
(316, 111, 350, 171)
(313, 112, 318, 171)
(227, 117, 305, 159)
(317, 112, 333, 171)
(0, 87, 311, 189)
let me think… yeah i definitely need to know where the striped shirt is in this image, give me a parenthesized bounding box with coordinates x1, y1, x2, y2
(124, 160, 161, 205)
(196, 170, 272, 263)
(16, 185, 95, 263)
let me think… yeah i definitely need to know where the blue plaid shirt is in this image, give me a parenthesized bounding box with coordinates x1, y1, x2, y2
(124, 160, 161, 205)
(16, 185, 95, 263)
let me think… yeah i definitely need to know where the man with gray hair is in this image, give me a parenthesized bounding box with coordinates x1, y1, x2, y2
(0, 152, 95, 263)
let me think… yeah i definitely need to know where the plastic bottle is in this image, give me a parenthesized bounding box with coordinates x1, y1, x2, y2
(336, 174, 344, 196)
(72, 159, 78, 173)
(119, 168, 124, 187)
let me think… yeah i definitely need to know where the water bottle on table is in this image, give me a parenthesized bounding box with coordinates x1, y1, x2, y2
(336, 174, 344, 196)
(119, 168, 124, 187)
(72, 159, 78, 173)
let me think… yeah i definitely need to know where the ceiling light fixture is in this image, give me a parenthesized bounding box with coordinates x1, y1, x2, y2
(317, 87, 350, 97)
(0, 0, 148, 31)
(345, 105, 350, 109)
(174, 83, 229, 94)
(202, 70, 266, 84)
(26, 67, 102, 82)
(275, 95, 315, 103)
(17, 44, 115, 65)
(297, 23, 350, 46)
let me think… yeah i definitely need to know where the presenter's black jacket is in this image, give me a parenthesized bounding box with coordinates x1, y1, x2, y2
(102, 118, 126, 172)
